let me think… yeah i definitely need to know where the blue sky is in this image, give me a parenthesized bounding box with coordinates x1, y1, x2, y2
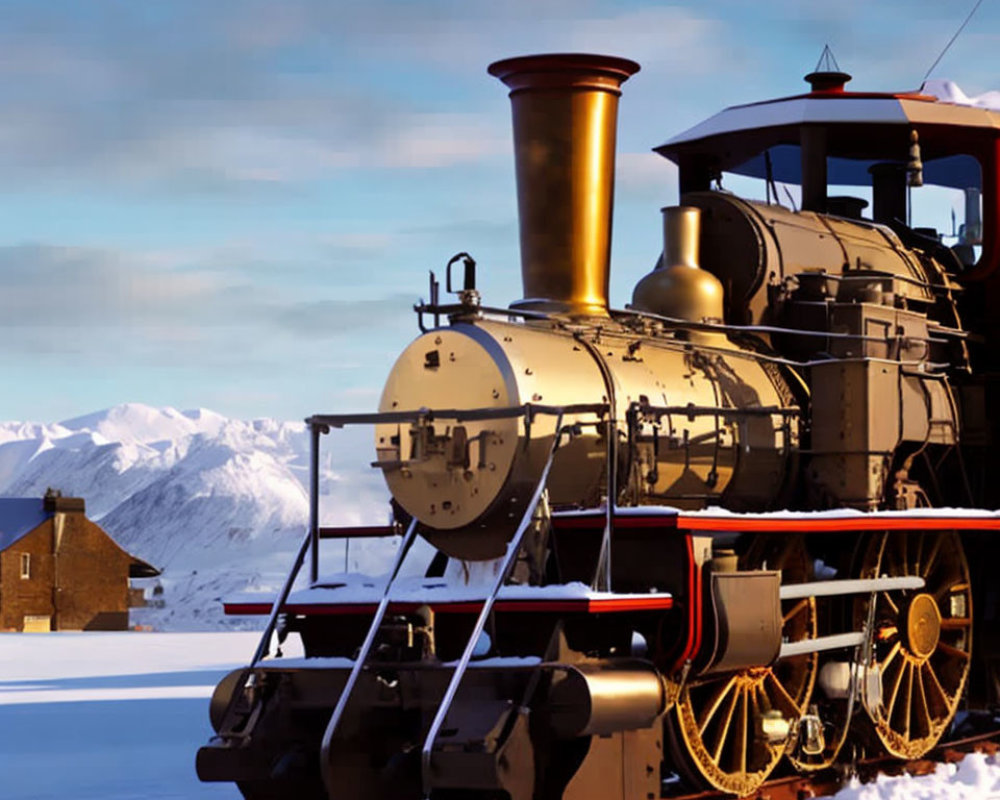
(1, 0, 997, 422)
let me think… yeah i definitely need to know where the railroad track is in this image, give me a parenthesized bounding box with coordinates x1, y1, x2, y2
(662, 723, 1000, 800)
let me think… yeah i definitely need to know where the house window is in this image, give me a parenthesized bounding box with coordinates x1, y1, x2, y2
(20, 553, 30, 579)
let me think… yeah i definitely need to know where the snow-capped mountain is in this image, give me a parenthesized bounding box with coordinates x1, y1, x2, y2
(0, 403, 395, 630)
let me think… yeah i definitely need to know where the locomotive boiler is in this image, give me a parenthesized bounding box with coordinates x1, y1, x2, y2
(198, 54, 1000, 799)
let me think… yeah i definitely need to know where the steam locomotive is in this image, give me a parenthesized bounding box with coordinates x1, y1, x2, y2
(197, 54, 1000, 798)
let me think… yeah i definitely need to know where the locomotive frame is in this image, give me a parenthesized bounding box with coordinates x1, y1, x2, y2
(198, 52, 1000, 799)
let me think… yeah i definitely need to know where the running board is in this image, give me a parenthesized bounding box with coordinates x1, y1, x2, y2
(780, 575, 924, 599)
(780, 632, 866, 658)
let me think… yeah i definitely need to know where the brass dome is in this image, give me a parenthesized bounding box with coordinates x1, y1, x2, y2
(631, 206, 725, 327)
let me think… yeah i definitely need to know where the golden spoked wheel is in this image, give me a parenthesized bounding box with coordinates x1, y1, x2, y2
(667, 536, 817, 795)
(856, 530, 972, 759)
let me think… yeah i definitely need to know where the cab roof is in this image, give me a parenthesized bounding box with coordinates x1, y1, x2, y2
(656, 78, 1000, 190)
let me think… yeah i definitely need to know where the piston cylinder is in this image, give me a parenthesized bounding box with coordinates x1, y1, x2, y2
(545, 661, 666, 737)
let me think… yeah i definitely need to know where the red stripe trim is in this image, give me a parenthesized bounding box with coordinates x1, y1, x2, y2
(676, 515, 1000, 533)
(224, 595, 674, 617)
(553, 514, 679, 530)
(671, 533, 702, 674)
(553, 511, 1000, 534)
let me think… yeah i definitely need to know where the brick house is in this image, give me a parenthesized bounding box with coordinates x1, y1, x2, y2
(0, 494, 159, 632)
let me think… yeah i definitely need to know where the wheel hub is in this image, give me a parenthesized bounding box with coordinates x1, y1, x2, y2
(903, 593, 941, 661)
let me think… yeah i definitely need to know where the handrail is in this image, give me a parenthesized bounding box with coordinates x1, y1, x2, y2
(633, 402, 800, 419)
(419, 414, 568, 798)
(248, 526, 315, 671)
(305, 402, 609, 597)
(319, 516, 419, 793)
(213, 524, 315, 740)
(306, 401, 608, 429)
(593, 416, 617, 592)
(309, 422, 321, 583)
(319, 524, 400, 539)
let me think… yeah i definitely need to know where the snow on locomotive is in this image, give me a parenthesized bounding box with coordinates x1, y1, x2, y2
(198, 53, 1000, 798)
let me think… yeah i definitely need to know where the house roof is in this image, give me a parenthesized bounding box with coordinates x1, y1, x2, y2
(0, 496, 161, 577)
(0, 498, 52, 551)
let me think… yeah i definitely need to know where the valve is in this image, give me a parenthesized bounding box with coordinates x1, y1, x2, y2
(446, 252, 480, 307)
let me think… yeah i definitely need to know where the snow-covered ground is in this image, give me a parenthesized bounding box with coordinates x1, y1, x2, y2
(826, 756, 1000, 800)
(0, 631, 299, 800)
(1, 631, 998, 800)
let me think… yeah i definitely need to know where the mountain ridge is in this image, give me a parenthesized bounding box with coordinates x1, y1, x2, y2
(0, 402, 394, 629)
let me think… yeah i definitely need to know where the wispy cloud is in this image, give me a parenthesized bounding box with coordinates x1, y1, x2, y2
(270, 294, 417, 336)
(0, 244, 222, 327)
(0, 241, 417, 350)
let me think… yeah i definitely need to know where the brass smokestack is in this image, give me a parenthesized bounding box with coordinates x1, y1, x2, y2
(489, 54, 639, 316)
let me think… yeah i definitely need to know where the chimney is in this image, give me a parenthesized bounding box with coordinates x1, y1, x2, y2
(489, 54, 639, 316)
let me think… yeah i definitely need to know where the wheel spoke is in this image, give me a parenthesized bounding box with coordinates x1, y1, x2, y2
(769, 539, 793, 571)
(885, 537, 901, 578)
(940, 617, 972, 630)
(697, 676, 738, 735)
(749, 682, 764, 722)
(880, 591, 900, 615)
(936, 641, 971, 662)
(880, 641, 901, 672)
(914, 533, 925, 578)
(915, 662, 931, 735)
(935, 582, 969, 603)
(765, 669, 801, 716)
(782, 598, 810, 625)
(885, 659, 906, 720)
(711, 683, 741, 763)
(903, 662, 914, 740)
(736, 687, 748, 774)
(922, 661, 949, 708)
(921, 536, 943, 579)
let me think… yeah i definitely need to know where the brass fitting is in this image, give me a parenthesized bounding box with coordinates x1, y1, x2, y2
(631, 206, 726, 337)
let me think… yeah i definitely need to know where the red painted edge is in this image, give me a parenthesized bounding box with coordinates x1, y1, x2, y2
(732, 90, 941, 111)
(553, 514, 679, 530)
(671, 533, 702, 674)
(224, 595, 674, 617)
(676, 515, 1000, 532)
(553, 511, 1000, 534)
